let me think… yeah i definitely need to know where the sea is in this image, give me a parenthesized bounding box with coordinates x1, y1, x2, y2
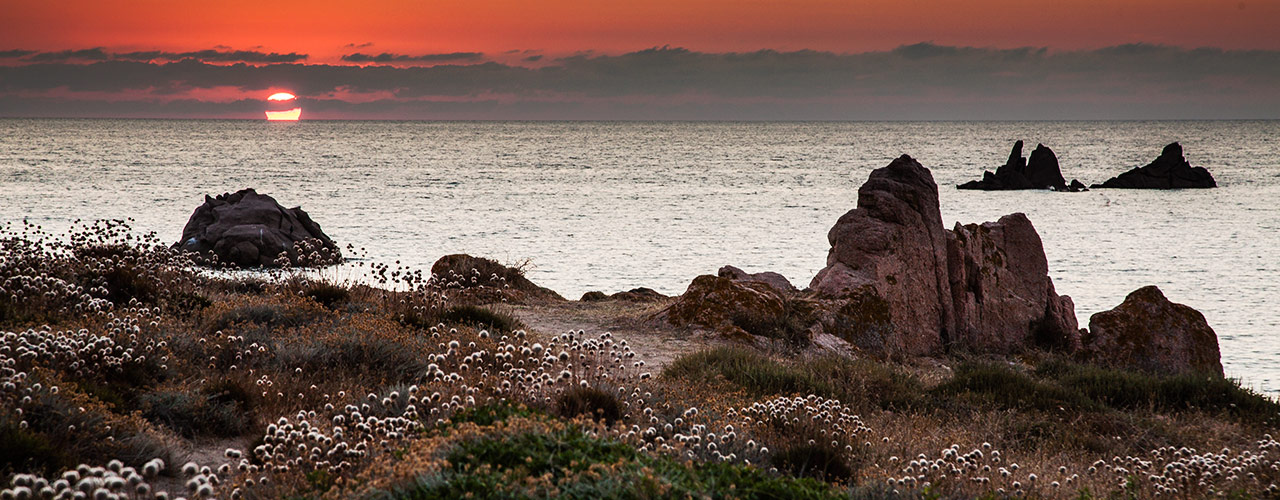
(1, 119, 1276, 395)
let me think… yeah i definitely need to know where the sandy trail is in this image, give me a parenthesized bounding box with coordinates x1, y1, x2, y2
(511, 299, 713, 370)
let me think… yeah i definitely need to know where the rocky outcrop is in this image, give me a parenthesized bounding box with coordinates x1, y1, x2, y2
(1091, 142, 1216, 189)
(718, 265, 797, 294)
(1079, 286, 1223, 376)
(580, 287, 667, 302)
(947, 214, 1079, 353)
(958, 141, 1084, 191)
(811, 154, 1078, 356)
(811, 154, 955, 355)
(431, 254, 564, 302)
(658, 275, 795, 338)
(173, 188, 341, 267)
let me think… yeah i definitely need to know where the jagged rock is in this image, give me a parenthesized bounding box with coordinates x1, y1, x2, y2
(173, 188, 340, 267)
(958, 141, 1078, 191)
(811, 154, 1077, 356)
(811, 154, 955, 355)
(431, 254, 564, 302)
(581, 287, 667, 302)
(1091, 142, 1216, 189)
(947, 214, 1079, 353)
(658, 275, 793, 338)
(718, 265, 797, 293)
(1079, 286, 1223, 376)
(1068, 179, 1089, 192)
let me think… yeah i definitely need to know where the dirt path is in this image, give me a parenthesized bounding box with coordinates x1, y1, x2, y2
(511, 299, 714, 370)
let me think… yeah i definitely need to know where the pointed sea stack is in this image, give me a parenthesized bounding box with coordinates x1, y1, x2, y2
(1091, 142, 1216, 189)
(958, 141, 1084, 191)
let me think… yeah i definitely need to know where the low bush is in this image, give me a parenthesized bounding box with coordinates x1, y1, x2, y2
(439, 304, 522, 332)
(302, 281, 351, 310)
(930, 362, 1098, 412)
(555, 385, 623, 425)
(139, 390, 249, 438)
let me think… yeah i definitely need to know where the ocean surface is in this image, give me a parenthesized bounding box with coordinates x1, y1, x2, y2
(1, 119, 1277, 395)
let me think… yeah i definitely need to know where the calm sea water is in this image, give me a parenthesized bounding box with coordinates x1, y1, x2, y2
(2, 119, 1277, 394)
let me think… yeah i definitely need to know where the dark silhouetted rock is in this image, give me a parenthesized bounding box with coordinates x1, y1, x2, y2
(1079, 286, 1223, 376)
(1091, 142, 1216, 189)
(431, 254, 564, 302)
(1068, 179, 1088, 192)
(718, 265, 798, 293)
(173, 188, 340, 268)
(958, 141, 1079, 191)
(811, 155, 1077, 357)
(811, 154, 954, 355)
(582, 288, 667, 302)
(947, 214, 1079, 353)
(658, 275, 793, 338)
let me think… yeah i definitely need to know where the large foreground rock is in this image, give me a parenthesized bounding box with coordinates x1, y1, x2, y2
(658, 275, 794, 338)
(1091, 142, 1216, 189)
(173, 188, 340, 267)
(948, 214, 1080, 352)
(957, 141, 1082, 191)
(1079, 286, 1223, 376)
(811, 154, 955, 355)
(811, 154, 1078, 356)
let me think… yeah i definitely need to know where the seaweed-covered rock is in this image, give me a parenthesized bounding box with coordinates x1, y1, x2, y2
(173, 188, 340, 267)
(1079, 286, 1223, 376)
(1091, 142, 1216, 189)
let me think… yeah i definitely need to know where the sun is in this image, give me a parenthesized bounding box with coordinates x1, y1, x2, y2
(265, 92, 301, 121)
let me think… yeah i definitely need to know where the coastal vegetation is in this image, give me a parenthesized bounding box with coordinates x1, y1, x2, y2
(2, 221, 1278, 499)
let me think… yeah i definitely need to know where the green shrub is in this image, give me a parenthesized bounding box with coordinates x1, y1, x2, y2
(303, 281, 351, 310)
(771, 441, 855, 483)
(555, 386, 623, 425)
(930, 362, 1097, 412)
(0, 420, 70, 476)
(444, 402, 538, 430)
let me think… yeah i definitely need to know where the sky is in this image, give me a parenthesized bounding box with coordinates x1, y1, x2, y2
(2, 0, 1279, 119)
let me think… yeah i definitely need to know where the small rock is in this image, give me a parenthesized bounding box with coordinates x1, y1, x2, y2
(1079, 286, 1223, 376)
(718, 265, 797, 293)
(173, 188, 340, 267)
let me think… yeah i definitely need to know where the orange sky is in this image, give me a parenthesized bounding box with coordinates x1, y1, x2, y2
(3, 0, 1278, 62)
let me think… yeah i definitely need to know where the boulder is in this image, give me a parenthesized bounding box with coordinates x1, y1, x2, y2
(947, 214, 1079, 353)
(1091, 142, 1216, 189)
(173, 188, 340, 267)
(958, 141, 1080, 191)
(718, 265, 798, 293)
(811, 154, 955, 355)
(658, 275, 794, 338)
(1079, 286, 1223, 376)
(431, 254, 564, 302)
(811, 154, 1078, 356)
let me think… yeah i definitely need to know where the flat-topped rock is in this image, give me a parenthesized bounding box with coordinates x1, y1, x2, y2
(173, 188, 341, 267)
(1091, 142, 1216, 189)
(718, 265, 797, 294)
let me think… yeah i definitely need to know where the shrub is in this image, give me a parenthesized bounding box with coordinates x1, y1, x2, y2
(555, 386, 623, 425)
(303, 281, 351, 310)
(439, 304, 522, 332)
(139, 390, 249, 438)
(771, 441, 855, 483)
(0, 420, 69, 476)
(930, 362, 1097, 412)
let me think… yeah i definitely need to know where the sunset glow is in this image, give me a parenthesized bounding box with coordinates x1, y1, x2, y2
(267, 92, 297, 101)
(264, 108, 302, 121)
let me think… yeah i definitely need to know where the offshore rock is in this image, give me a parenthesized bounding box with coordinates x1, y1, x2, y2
(1091, 142, 1216, 189)
(718, 265, 798, 294)
(958, 141, 1078, 191)
(1079, 286, 1224, 376)
(173, 188, 340, 268)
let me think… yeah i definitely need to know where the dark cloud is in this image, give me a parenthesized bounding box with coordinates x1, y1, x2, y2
(523, 55, 544, 62)
(3, 43, 1279, 119)
(344, 42, 375, 49)
(25, 48, 110, 62)
(0, 49, 37, 58)
(6, 48, 306, 64)
(340, 52, 485, 63)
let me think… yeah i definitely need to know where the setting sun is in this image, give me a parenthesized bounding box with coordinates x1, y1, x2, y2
(265, 92, 301, 121)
